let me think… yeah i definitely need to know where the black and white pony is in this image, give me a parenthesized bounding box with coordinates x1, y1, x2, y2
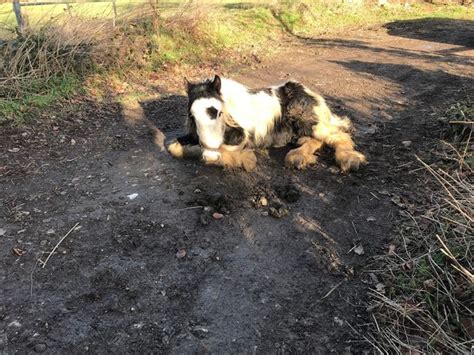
(168, 75, 366, 172)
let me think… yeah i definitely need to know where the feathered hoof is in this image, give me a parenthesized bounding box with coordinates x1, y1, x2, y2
(220, 149, 257, 171)
(336, 150, 367, 172)
(239, 150, 257, 171)
(167, 140, 184, 159)
(285, 149, 317, 170)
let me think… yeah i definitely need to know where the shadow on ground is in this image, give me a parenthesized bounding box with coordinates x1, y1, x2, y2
(384, 18, 474, 48)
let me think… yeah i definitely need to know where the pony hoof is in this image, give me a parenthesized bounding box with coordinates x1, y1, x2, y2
(336, 150, 367, 172)
(167, 140, 184, 159)
(240, 150, 257, 171)
(285, 150, 317, 170)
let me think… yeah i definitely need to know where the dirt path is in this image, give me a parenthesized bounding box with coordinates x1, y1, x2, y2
(1, 18, 473, 353)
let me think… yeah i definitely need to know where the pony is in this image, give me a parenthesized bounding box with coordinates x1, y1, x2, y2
(167, 75, 366, 172)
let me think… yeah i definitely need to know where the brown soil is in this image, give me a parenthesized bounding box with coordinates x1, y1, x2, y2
(1, 18, 473, 354)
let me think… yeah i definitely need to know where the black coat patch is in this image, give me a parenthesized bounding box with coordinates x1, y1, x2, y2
(273, 81, 319, 141)
(177, 132, 199, 145)
(224, 126, 245, 146)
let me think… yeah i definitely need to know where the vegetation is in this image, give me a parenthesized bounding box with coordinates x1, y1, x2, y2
(369, 100, 473, 353)
(0, 1, 472, 124)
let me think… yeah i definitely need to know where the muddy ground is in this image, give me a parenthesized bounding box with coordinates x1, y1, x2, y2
(1, 18, 473, 354)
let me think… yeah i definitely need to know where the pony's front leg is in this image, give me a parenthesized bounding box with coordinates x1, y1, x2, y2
(167, 134, 202, 160)
(285, 137, 324, 170)
(203, 147, 257, 172)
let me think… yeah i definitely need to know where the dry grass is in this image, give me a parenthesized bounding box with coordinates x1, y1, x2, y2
(369, 101, 473, 354)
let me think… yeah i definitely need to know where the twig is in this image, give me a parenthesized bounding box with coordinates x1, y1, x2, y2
(369, 192, 380, 200)
(174, 205, 203, 211)
(41, 222, 79, 268)
(448, 121, 474, 125)
(436, 234, 474, 283)
(351, 221, 359, 236)
(321, 281, 343, 300)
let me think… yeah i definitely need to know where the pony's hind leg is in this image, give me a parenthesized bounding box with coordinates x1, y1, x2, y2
(285, 137, 324, 170)
(313, 122, 366, 172)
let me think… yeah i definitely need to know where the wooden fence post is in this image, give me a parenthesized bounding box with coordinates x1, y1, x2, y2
(111, 0, 117, 27)
(12, 0, 25, 35)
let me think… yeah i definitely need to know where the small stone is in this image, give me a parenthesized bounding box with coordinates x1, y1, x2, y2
(204, 206, 212, 212)
(212, 212, 224, 220)
(176, 249, 186, 259)
(70, 139, 76, 146)
(262, 211, 269, 217)
(366, 216, 376, 222)
(194, 188, 202, 194)
(8, 148, 20, 153)
(259, 197, 268, 207)
(334, 317, 344, 327)
(34, 343, 47, 353)
(0, 228, 6, 236)
(127, 193, 138, 200)
(46, 229, 55, 235)
(402, 140, 412, 147)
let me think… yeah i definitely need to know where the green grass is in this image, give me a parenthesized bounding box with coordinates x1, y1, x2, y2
(0, 75, 81, 124)
(273, 2, 474, 36)
(1, 1, 473, 124)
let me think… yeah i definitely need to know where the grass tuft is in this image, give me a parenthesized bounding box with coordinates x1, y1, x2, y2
(369, 99, 473, 354)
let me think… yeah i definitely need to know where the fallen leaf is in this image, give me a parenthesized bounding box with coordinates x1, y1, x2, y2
(354, 245, 365, 255)
(8, 148, 20, 153)
(388, 244, 396, 255)
(0, 228, 6, 236)
(366, 216, 376, 222)
(402, 261, 413, 270)
(127, 193, 138, 200)
(402, 140, 412, 147)
(12, 247, 26, 256)
(375, 282, 385, 293)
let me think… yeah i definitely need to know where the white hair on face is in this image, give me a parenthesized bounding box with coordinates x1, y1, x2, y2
(190, 97, 225, 150)
(218, 78, 282, 144)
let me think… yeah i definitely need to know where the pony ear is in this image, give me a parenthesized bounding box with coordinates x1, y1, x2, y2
(184, 77, 191, 92)
(212, 75, 221, 93)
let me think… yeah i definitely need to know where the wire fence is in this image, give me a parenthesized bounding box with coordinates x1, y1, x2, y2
(1, 0, 274, 37)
